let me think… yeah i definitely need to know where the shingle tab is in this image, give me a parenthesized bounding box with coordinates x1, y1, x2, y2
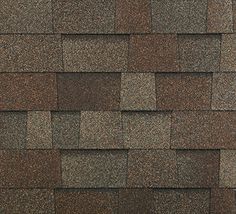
(0, 73, 57, 110)
(0, 150, 61, 188)
(27, 111, 52, 149)
(127, 150, 177, 187)
(207, 0, 233, 33)
(220, 150, 236, 187)
(0, 35, 62, 72)
(57, 73, 121, 110)
(0, 189, 54, 214)
(221, 34, 236, 71)
(212, 73, 236, 110)
(55, 189, 118, 214)
(177, 150, 219, 188)
(151, 0, 208, 33)
(116, 0, 151, 33)
(156, 73, 212, 110)
(153, 189, 210, 214)
(61, 150, 127, 188)
(52, 112, 80, 149)
(0, 112, 27, 149)
(80, 111, 122, 149)
(53, 0, 115, 33)
(121, 73, 156, 110)
(0, 0, 53, 33)
(63, 35, 128, 72)
(178, 35, 221, 72)
(129, 34, 178, 72)
(123, 112, 171, 149)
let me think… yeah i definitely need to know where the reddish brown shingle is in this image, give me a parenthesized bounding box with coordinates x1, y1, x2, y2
(129, 34, 179, 72)
(0, 150, 61, 188)
(0, 73, 57, 110)
(156, 73, 212, 110)
(57, 73, 121, 110)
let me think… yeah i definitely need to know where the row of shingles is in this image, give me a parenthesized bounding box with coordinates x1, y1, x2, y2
(1, 0, 236, 34)
(3, 33, 236, 73)
(1, 111, 236, 188)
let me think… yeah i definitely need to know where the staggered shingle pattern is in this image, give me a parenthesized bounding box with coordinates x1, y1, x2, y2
(1, 0, 236, 213)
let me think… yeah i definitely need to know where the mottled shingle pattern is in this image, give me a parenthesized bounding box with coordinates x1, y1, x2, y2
(1, 0, 235, 212)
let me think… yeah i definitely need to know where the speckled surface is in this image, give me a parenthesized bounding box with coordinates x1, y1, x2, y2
(178, 35, 221, 72)
(0, 73, 57, 110)
(212, 73, 236, 110)
(52, 112, 80, 149)
(27, 111, 52, 149)
(0, 150, 61, 188)
(207, 0, 233, 33)
(220, 150, 236, 187)
(127, 150, 177, 187)
(121, 73, 156, 110)
(0, 189, 55, 214)
(0, 0, 53, 33)
(55, 189, 118, 214)
(116, 0, 151, 33)
(63, 35, 128, 72)
(80, 111, 122, 149)
(177, 150, 219, 188)
(57, 73, 121, 110)
(61, 150, 127, 188)
(123, 112, 171, 149)
(156, 73, 212, 110)
(0, 35, 63, 72)
(0, 112, 27, 149)
(129, 34, 179, 72)
(151, 0, 208, 33)
(53, 0, 115, 34)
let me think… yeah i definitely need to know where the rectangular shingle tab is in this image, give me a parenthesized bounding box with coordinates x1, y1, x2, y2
(63, 35, 128, 72)
(61, 150, 127, 188)
(151, 0, 208, 33)
(53, 0, 115, 33)
(0, 35, 62, 72)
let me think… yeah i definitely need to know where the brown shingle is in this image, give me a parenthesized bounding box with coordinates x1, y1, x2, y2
(212, 73, 236, 110)
(233, 0, 236, 31)
(57, 73, 121, 110)
(129, 34, 178, 72)
(156, 73, 212, 110)
(0, 35, 62, 72)
(52, 112, 80, 149)
(221, 34, 236, 71)
(116, 0, 151, 33)
(0, 0, 53, 33)
(123, 112, 171, 149)
(178, 35, 221, 72)
(207, 0, 233, 33)
(61, 150, 127, 188)
(121, 73, 156, 110)
(80, 111, 123, 149)
(210, 188, 236, 214)
(0, 150, 61, 188)
(53, 0, 115, 33)
(220, 150, 236, 187)
(118, 189, 155, 214)
(27, 111, 52, 149)
(0, 73, 57, 110)
(0, 112, 27, 149)
(172, 111, 236, 149)
(0, 189, 54, 214)
(127, 150, 177, 187)
(151, 0, 208, 33)
(177, 150, 219, 188)
(63, 35, 128, 72)
(55, 189, 118, 214)
(153, 189, 210, 214)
